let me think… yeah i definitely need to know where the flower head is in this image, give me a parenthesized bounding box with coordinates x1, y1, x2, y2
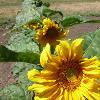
(23, 22, 39, 30)
(28, 38, 100, 100)
(36, 18, 68, 45)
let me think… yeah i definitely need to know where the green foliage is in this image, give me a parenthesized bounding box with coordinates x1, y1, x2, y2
(83, 30, 100, 59)
(0, 84, 33, 100)
(42, 7, 63, 22)
(0, 45, 40, 64)
(6, 30, 39, 52)
(61, 15, 84, 27)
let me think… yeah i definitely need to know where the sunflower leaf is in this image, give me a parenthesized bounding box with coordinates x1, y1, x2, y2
(0, 84, 33, 100)
(42, 7, 63, 22)
(61, 15, 84, 27)
(0, 45, 40, 64)
(15, 0, 43, 28)
(83, 29, 100, 59)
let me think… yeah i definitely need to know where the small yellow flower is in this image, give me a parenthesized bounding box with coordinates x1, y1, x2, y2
(28, 38, 100, 100)
(23, 22, 39, 30)
(36, 18, 68, 45)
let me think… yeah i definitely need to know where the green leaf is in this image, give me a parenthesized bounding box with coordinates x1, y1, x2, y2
(61, 15, 100, 27)
(42, 7, 63, 22)
(0, 45, 40, 64)
(83, 29, 100, 59)
(15, 0, 42, 27)
(6, 30, 39, 52)
(12, 62, 42, 100)
(61, 15, 84, 27)
(0, 84, 26, 100)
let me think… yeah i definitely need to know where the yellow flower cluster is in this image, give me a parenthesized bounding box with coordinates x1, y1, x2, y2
(36, 18, 68, 45)
(27, 18, 100, 100)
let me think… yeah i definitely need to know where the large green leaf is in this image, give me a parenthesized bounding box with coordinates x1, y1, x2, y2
(42, 7, 63, 22)
(83, 29, 100, 59)
(0, 45, 40, 64)
(61, 15, 84, 27)
(0, 84, 26, 100)
(15, 0, 43, 28)
(61, 15, 100, 27)
(6, 30, 39, 52)
(0, 84, 33, 100)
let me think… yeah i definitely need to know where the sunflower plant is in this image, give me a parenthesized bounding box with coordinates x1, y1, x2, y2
(0, 0, 100, 100)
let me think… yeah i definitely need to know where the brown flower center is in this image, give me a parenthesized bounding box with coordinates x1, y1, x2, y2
(45, 27, 60, 41)
(57, 60, 83, 91)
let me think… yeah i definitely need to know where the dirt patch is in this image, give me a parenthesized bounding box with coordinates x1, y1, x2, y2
(68, 23, 100, 39)
(0, 62, 16, 88)
(51, 2, 100, 15)
(0, 6, 21, 18)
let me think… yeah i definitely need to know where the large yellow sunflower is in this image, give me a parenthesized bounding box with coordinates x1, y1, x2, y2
(28, 38, 100, 100)
(36, 18, 68, 45)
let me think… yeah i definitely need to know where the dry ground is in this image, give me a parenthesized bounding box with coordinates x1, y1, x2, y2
(0, 1, 100, 88)
(51, 2, 100, 15)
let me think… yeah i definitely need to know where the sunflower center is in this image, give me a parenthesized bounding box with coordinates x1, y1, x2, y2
(45, 27, 59, 40)
(66, 68, 77, 80)
(57, 61, 83, 91)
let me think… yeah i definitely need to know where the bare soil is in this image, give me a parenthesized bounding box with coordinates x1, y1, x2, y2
(51, 2, 100, 15)
(0, 2, 100, 88)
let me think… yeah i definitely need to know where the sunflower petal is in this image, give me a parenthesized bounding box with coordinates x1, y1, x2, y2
(40, 43, 52, 67)
(37, 84, 58, 98)
(83, 70, 100, 78)
(50, 87, 63, 100)
(81, 56, 100, 71)
(89, 92, 100, 100)
(44, 62, 59, 72)
(79, 86, 93, 100)
(27, 69, 55, 83)
(62, 89, 68, 100)
(56, 40, 71, 60)
(71, 38, 83, 61)
(72, 90, 81, 100)
(28, 84, 49, 93)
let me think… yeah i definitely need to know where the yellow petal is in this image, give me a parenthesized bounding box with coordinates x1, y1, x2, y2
(69, 92, 73, 100)
(27, 69, 40, 81)
(44, 62, 59, 72)
(49, 87, 63, 100)
(37, 84, 58, 98)
(89, 92, 100, 100)
(71, 38, 83, 61)
(34, 96, 47, 100)
(40, 70, 57, 80)
(40, 43, 52, 67)
(81, 56, 100, 71)
(83, 70, 100, 78)
(72, 90, 81, 100)
(56, 40, 71, 60)
(81, 77, 95, 90)
(79, 86, 93, 100)
(27, 69, 55, 83)
(28, 84, 50, 93)
(62, 89, 68, 100)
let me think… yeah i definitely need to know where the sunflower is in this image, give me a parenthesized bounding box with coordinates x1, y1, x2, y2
(28, 38, 100, 100)
(23, 22, 39, 30)
(36, 18, 68, 45)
